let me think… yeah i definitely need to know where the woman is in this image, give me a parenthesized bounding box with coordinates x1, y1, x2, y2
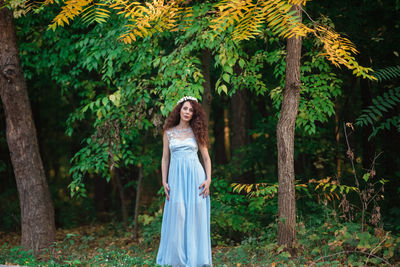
(156, 96, 212, 267)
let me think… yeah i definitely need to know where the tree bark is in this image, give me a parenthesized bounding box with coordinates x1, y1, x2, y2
(276, 4, 302, 250)
(230, 70, 248, 154)
(132, 165, 143, 240)
(230, 64, 253, 183)
(334, 99, 342, 179)
(223, 108, 231, 161)
(201, 49, 212, 123)
(113, 168, 129, 227)
(0, 7, 55, 254)
(213, 95, 228, 165)
(132, 133, 147, 240)
(94, 175, 107, 213)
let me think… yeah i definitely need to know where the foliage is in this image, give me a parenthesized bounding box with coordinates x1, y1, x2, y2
(342, 124, 388, 231)
(355, 87, 400, 140)
(213, 38, 269, 96)
(307, 177, 346, 202)
(232, 176, 358, 203)
(4, 0, 35, 18)
(67, 89, 161, 197)
(0, 223, 157, 266)
(296, 219, 400, 266)
(209, 0, 375, 79)
(210, 0, 308, 39)
(0, 188, 20, 231)
(13, 0, 378, 202)
(109, 0, 192, 44)
(232, 182, 278, 198)
(0, 0, 398, 264)
(31, 0, 377, 80)
(0, 245, 37, 266)
(266, 36, 343, 135)
(209, 177, 276, 245)
(137, 159, 276, 247)
(1, 217, 399, 266)
(12, 4, 278, 199)
(373, 65, 400, 82)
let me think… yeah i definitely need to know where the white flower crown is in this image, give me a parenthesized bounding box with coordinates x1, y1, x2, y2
(177, 96, 198, 105)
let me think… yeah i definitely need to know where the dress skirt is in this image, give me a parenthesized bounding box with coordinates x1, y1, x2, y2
(156, 151, 212, 267)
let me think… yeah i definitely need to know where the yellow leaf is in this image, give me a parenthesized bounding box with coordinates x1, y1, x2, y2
(246, 184, 253, 193)
(129, 32, 137, 41)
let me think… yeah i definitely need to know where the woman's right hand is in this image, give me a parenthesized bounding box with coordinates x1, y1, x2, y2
(163, 182, 170, 201)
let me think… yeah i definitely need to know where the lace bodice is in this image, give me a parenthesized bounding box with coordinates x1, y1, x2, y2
(166, 127, 198, 157)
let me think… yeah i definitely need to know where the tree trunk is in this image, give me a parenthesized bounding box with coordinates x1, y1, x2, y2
(132, 133, 147, 240)
(230, 64, 253, 183)
(213, 95, 228, 165)
(94, 175, 107, 212)
(276, 4, 302, 251)
(113, 168, 129, 227)
(334, 99, 342, 179)
(230, 74, 247, 154)
(0, 7, 55, 254)
(132, 165, 143, 240)
(223, 108, 231, 161)
(201, 49, 212, 123)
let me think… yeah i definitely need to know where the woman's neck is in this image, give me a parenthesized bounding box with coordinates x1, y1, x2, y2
(176, 120, 190, 129)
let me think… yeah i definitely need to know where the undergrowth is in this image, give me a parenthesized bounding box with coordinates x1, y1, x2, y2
(1, 216, 399, 266)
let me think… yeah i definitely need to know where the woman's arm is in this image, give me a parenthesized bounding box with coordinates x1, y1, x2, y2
(199, 145, 211, 198)
(161, 131, 170, 200)
(199, 145, 211, 181)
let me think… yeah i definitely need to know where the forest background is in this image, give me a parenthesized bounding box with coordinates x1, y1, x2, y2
(0, 0, 400, 265)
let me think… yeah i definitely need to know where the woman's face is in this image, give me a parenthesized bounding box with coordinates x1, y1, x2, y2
(180, 101, 194, 122)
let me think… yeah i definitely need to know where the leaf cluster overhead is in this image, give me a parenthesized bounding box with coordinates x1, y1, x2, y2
(33, 0, 376, 80)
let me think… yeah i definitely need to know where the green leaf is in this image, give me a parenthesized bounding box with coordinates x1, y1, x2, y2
(102, 97, 109, 106)
(222, 73, 230, 83)
(97, 109, 102, 119)
(81, 105, 89, 113)
(357, 232, 372, 249)
(220, 84, 228, 94)
(362, 173, 370, 182)
(227, 57, 237, 67)
(224, 65, 233, 74)
(239, 58, 245, 68)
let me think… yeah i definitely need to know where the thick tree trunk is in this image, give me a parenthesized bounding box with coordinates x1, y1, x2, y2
(0, 7, 55, 254)
(276, 4, 302, 250)
(201, 49, 212, 123)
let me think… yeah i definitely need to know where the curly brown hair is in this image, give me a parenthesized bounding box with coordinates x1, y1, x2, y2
(163, 100, 210, 148)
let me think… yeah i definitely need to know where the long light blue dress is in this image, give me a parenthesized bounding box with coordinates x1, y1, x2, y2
(156, 127, 212, 267)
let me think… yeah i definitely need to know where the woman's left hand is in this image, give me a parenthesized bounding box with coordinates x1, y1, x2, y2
(199, 179, 211, 198)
